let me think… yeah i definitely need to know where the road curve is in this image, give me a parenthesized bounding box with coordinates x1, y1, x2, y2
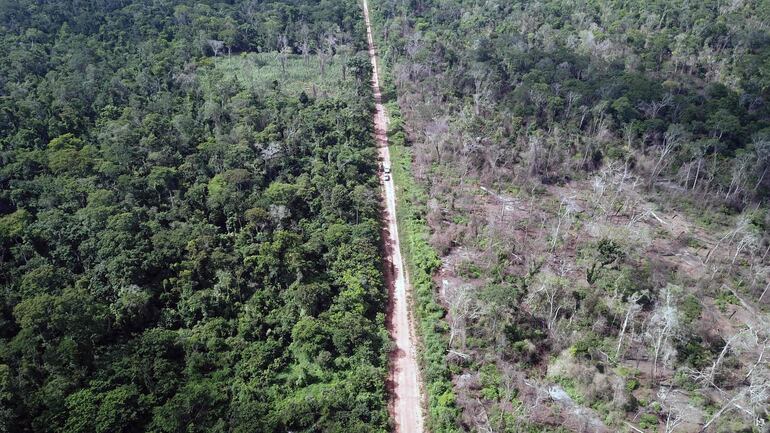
(361, 1, 426, 432)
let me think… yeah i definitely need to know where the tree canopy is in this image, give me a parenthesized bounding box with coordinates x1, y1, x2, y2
(0, 1, 389, 431)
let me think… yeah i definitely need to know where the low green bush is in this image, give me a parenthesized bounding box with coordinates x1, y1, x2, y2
(390, 143, 461, 432)
(638, 413, 659, 430)
(715, 290, 739, 311)
(680, 294, 703, 322)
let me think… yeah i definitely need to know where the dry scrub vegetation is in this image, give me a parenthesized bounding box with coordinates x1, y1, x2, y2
(369, 0, 770, 430)
(416, 129, 770, 432)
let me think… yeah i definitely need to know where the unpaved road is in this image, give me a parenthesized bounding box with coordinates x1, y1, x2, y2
(362, 1, 425, 432)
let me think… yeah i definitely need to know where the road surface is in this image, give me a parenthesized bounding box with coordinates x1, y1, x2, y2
(361, 1, 426, 432)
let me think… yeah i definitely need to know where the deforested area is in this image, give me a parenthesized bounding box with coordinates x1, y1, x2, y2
(0, 1, 391, 432)
(370, 0, 770, 431)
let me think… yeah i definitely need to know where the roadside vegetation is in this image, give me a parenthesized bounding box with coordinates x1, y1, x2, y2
(370, 6, 462, 430)
(391, 142, 461, 432)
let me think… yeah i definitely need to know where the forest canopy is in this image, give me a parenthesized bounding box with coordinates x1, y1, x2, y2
(0, 1, 387, 432)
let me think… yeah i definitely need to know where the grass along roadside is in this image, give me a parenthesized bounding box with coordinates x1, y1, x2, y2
(367, 2, 460, 429)
(388, 130, 461, 433)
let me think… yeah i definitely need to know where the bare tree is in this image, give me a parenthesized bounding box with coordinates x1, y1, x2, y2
(298, 23, 311, 66)
(647, 284, 680, 384)
(655, 387, 685, 433)
(743, 333, 768, 381)
(707, 329, 749, 385)
(705, 214, 759, 266)
(277, 34, 290, 75)
(699, 374, 770, 433)
(687, 140, 709, 190)
(445, 284, 480, 351)
(424, 116, 449, 165)
(691, 328, 770, 431)
(471, 70, 490, 116)
(615, 292, 642, 360)
(590, 161, 639, 220)
(207, 39, 225, 57)
(318, 30, 337, 76)
(751, 134, 770, 193)
(664, 409, 684, 433)
(725, 153, 752, 202)
(650, 124, 688, 187)
(759, 280, 770, 304)
(565, 91, 581, 120)
(638, 93, 673, 119)
(700, 389, 747, 432)
(526, 273, 570, 332)
(550, 196, 577, 251)
(525, 133, 545, 177)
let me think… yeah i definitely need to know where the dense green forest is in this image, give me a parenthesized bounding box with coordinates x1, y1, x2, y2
(0, 1, 390, 432)
(371, 0, 770, 432)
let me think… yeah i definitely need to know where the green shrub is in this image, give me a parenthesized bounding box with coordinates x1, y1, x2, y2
(551, 376, 585, 405)
(680, 294, 702, 322)
(569, 334, 601, 360)
(390, 143, 461, 432)
(457, 261, 483, 278)
(715, 290, 739, 312)
(625, 378, 639, 391)
(675, 335, 714, 369)
(479, 364, 502, 401)
(638, 413, 659, 430)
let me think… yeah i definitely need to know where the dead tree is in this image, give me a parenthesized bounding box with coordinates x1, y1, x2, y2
(650, 124, 687, 187)
(445, 284, 480, 351)
(550, 196, 576, 251)
(707, 330, 749, 385)
(638, 93, 673, 119)
(692, 329, 770, 431)
(207, 39, 225, 57)
(647, 284, 680, 384)
(616, 292, 643, 360)
(318, 31, 337, 76)
(664, 409, 684, 433)
(277, 34, 289, 75)
(299, 23, 311, 66)
(526, 274, 570, 332)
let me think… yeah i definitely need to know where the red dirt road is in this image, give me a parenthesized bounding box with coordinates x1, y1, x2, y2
(362, 1, 425, 432)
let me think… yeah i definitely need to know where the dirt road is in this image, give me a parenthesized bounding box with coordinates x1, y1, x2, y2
(361, 1, 425, 432)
